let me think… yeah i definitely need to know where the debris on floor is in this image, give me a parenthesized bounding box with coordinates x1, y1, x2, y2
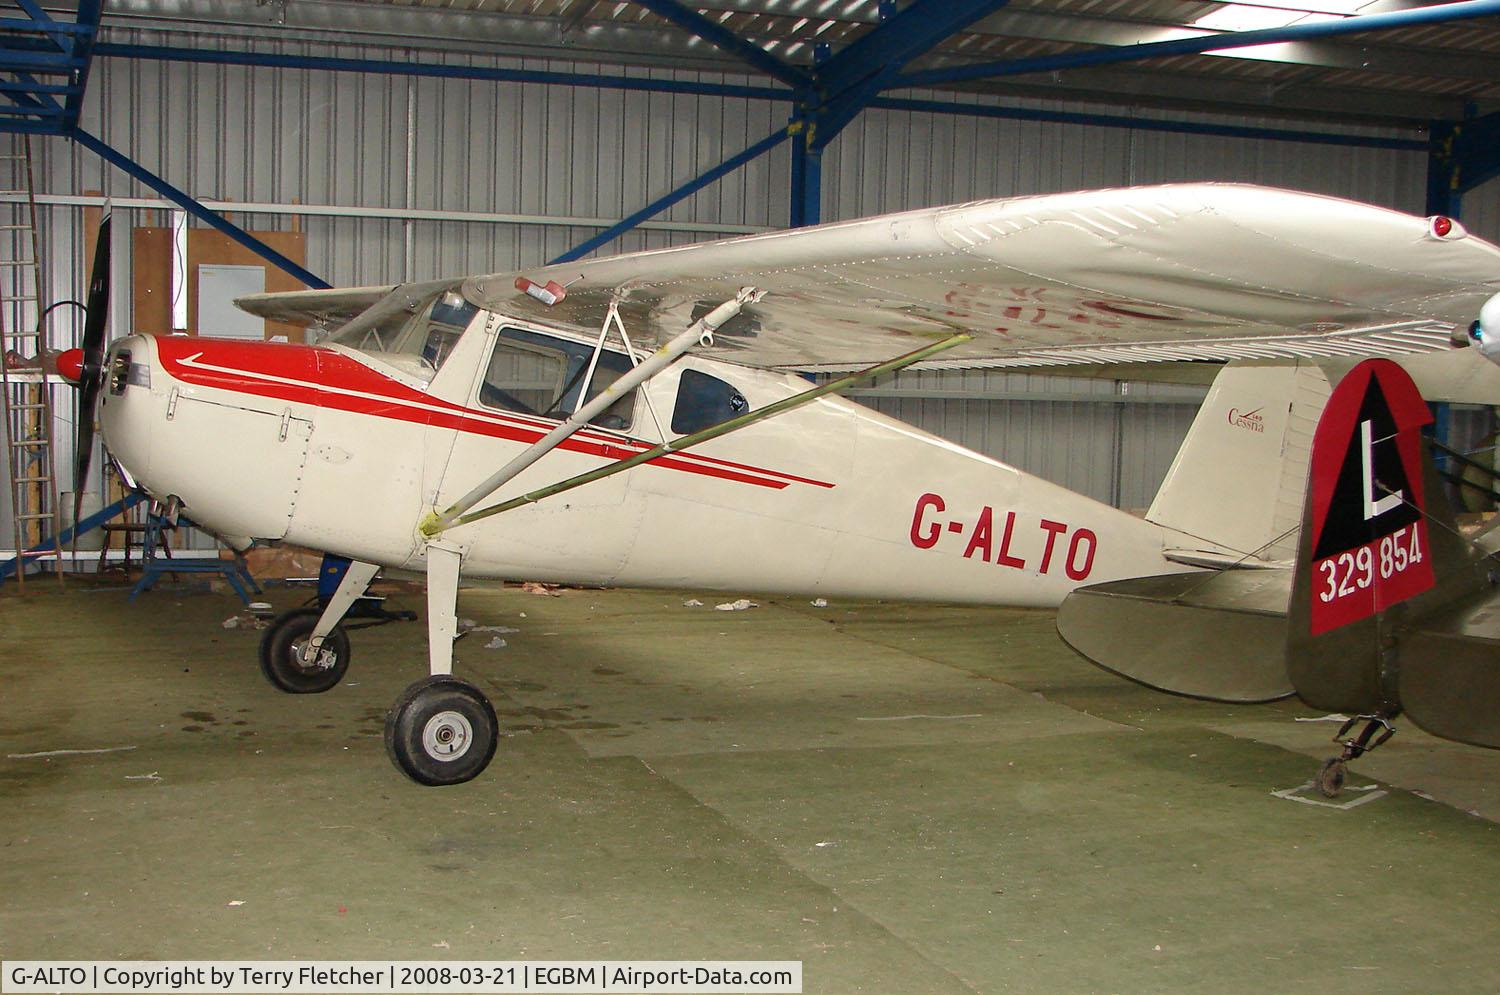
(8, 746, 137, 760)
(810, 598, 829, 607)
(522, 582, 563, 596)
(221, 613, 269, 630)
(682, 599, 704, 607)
(483, 637, 508, 649)
(715, 598, 758, 611)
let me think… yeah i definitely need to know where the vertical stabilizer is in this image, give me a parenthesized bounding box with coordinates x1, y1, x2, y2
(1148, 362, 1330, 562)
(1284, 358, 1484, 713)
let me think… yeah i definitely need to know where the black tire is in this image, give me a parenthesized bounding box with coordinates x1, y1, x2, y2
(1315, 757, 1347, 799)
(384, 676, 499, 786)
(258, 608, 352, 694)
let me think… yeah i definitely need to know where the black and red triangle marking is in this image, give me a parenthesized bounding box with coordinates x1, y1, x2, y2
(1305, 360, 1434, 636)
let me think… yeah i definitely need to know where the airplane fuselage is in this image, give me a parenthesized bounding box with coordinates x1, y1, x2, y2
(99, 310, 1194, 606)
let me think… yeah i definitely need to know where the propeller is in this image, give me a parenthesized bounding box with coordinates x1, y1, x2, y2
(57, 213, 111, 526)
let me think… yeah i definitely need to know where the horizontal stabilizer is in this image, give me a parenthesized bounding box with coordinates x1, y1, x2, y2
(1397, 593, 1500, 748)
(1058, 570, 1293, 703)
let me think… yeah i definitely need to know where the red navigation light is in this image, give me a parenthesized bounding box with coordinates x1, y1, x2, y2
(1428, 215, 1461, 239)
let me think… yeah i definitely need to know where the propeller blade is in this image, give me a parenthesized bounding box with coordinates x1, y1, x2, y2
(73, 213, 111, 522)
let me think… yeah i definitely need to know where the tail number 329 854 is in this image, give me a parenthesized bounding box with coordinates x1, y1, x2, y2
(1317, 526, 1423, 604)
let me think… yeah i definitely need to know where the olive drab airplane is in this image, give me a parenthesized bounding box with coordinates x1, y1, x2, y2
(52, 183, 1500, 788)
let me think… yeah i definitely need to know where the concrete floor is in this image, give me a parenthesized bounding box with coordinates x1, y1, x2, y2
(4, 578, 1500, 994)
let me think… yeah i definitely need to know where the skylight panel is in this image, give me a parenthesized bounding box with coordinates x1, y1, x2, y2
(1184, 2, 1361, 60)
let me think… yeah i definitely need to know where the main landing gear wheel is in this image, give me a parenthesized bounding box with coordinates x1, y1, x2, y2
(258, 608, 352, 694)
(384, 675, 499, 786)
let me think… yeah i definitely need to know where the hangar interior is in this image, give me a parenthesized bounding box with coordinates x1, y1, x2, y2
(5, 3, 1500, 993)
(6, 0, 1500, 533)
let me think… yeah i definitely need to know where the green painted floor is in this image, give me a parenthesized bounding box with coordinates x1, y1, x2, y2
(4, 579, 1500, 994)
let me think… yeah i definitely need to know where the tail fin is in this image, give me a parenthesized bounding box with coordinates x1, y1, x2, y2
(1057, 361, 1327, 703)
(1284, 358, 1484, 713)
(1147, 362, 1330, 563)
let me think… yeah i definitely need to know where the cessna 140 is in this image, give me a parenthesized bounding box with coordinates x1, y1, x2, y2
(53, 182, 1500, 789)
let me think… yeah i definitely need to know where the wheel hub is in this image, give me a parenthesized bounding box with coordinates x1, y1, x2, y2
(290, 639, 338, 672)
(421, 710, 474, 762)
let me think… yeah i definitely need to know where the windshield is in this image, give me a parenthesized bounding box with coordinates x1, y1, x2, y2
(325, 285, 478, 377)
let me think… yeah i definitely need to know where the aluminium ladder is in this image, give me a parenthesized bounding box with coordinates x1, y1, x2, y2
(0, 135, 64, 587)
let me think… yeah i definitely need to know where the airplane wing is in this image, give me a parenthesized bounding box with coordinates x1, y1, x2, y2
(235, 284, 398, 331)
(464, 183, 1500, 372)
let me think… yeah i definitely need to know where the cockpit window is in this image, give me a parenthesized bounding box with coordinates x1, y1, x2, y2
(325, 287, 478, 376)
(479, 327, 636, 431)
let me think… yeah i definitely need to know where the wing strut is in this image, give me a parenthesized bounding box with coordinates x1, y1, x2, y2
(419, 287, 764, 538)
(427, 332, 973, 536)
(579, 297, 668, 439)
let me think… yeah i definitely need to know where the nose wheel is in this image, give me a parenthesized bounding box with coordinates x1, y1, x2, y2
(384, 675, 499, 786)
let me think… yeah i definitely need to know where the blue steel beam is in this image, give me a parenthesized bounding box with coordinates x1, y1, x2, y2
(1, 75, 61, 110)
(814, 0, 1010, 105)
(0, 79, 75, 95)
(0, 105, 66, 118)
(0, 74, 67, 132)
(11, 0, 73, 54)
(628, 0, 810, 88)
(870, 96, 1426, 151)
(899, 0, 1500, 88)
(70, 128, 331, 289)
(14, 71, 62, 109)
(0, 49, 84, 71)
(92, 43, 788, 102)
(65, 0, 102, 129)
(551, 125, 790, 263)
(0, 117, 64, 134)
(89, 40, 1423, 151)
(806, 0, 1012, 150)
(789, 133, 821, 228)
(1428, 109, 1500, 216)
(0, 17, 91, 36)
(788, 0, 1011, 227)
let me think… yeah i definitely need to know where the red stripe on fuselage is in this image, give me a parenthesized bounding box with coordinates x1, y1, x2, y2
(152, 336, 834, 491)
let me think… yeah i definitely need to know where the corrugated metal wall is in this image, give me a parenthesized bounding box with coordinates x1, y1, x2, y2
(6, 30, 1500, 559)
(824, 102, 1431, 221)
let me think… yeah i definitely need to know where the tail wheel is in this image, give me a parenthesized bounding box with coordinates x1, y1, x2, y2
(384, 676, 498, 786)
(1314, 757, 1347, 798)
(258, 608, 351, 694)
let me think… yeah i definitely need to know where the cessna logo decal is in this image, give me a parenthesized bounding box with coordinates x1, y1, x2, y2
(1227, 406, 1265, 433)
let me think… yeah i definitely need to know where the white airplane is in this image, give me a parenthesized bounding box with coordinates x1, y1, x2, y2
(55, 183, 1500, 788)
